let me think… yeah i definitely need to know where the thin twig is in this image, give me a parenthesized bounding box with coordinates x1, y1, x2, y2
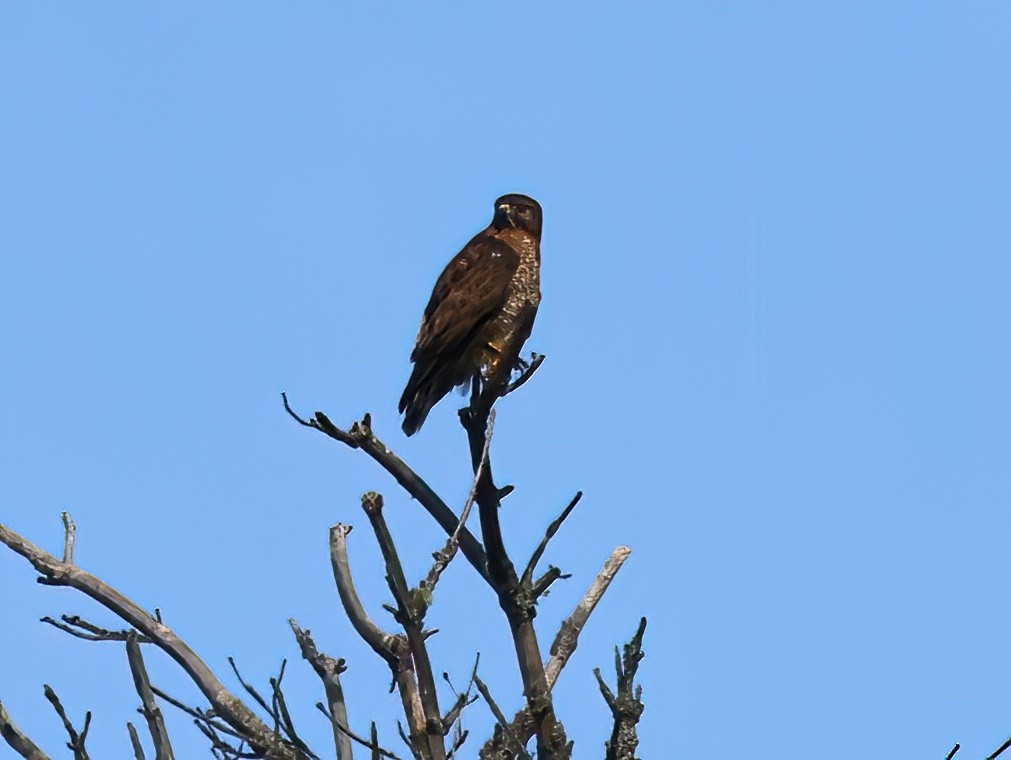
(473, 676, 530, 760)
(149, 687, 243, 740)
(419, 412, 495, 601)
(0, 701, 51, 759)
(227, 658, 273, 720)
(41, 614, 153, 643)
(315, 704, 401, 759)
(440, 654, 481, 736)
(521, 492, 582, 585)
(269, 665, 315, 758)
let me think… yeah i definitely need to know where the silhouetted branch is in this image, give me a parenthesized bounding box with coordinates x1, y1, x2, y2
(0, 701, 51, 759)
(267, 661, 315, 757)
(0, 519, 304, 760)
(521, 492, 581, 586)
(282, 394, 490, 585)
(43, 685, 90, 760)
(989, 737, 1011, 760)
(594, 618, 647, 760)
(419, 412, 494, 602)
(473, 676, 530, 760)
(316, 703, 402, 759)
(502, 353, 545, 397)
(529, 566, 571, 601)
(149, 687, 243, 741)
(126, 632, 174, 760)
(440, 654, 480, 737)
(42, 614, 153, 643)
(289, 620, 352, 760)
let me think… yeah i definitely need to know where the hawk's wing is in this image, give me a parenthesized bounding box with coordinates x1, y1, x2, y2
(410, 233, 520, 363)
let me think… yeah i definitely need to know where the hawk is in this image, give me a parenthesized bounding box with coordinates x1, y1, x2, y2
(399, 194, 542, 436)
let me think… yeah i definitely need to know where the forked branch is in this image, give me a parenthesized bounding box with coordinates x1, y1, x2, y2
(0, 519, 305, 760)
(594, 618, 647, 760)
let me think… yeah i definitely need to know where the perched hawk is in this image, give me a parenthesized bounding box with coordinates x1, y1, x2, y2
(399, 194, 542, 436)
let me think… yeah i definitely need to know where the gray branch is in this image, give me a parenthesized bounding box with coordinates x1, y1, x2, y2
(0, 519, 305, 760)
(42, 685, 90, 760)
(0, 701, 51, 760)
(328, 523, 402, 668)
(127, 722, 146, 760)
(290, 619, 352, 760)
(126, 632, 174, 759)
(362, 492, 446, 760)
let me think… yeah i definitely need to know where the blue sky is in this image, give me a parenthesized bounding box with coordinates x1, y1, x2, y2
(1, 3, 1009, 758)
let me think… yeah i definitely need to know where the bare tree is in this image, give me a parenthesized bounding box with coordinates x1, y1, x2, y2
(0, 356, 646, 759)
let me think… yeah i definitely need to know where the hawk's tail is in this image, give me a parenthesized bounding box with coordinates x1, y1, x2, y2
(400, 392, 433, 437)
(399, 364, 439, 437)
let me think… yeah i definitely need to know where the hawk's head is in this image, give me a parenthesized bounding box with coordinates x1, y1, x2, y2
(492, 194, 542, 236)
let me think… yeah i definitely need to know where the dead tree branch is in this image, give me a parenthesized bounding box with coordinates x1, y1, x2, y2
(989, 737, 1011, 760)
(328, 523, 402, 669)
(43, 684, 90, 760)
(127, 722, 146, 760)
(362, 492, 446, 760)
(149, 687, 244, 741)
(594, 618, 647, 760)
(483, 546, 632, 757)
(315, 703, 401, 759)
(282, 394, 490, 585)
(289, 620, 352, 760)
(41, 614, 152, 643)
(521, 492, 582, 586)
(473, 676, 530, 760)
(418, 412, 494, 603)
(0, 701, 51, 760)
(460, 388, 568, 759)
(328, 515, 439, 760)
(126, 632, 174, 760)
(546, 547, 632, 685)
(501, 353, 545, 397)
(0, 519, 306, 760)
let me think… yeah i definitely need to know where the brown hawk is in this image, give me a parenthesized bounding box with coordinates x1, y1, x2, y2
(399, 194, 542, 436)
